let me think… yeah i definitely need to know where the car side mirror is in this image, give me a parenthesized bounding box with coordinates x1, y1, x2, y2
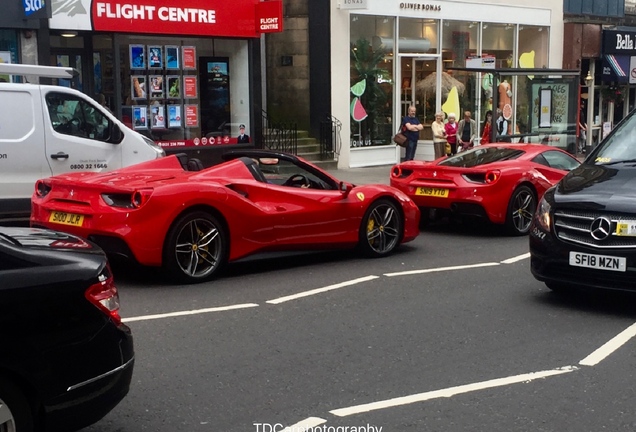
(339, 181, 353, 196)
(109, 124, 123, 144)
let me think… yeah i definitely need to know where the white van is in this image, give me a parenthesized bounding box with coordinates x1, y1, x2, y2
(0, 63, 165, 221)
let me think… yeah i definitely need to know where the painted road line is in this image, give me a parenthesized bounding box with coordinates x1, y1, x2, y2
(122, 303, 259, 323)
(280, 417, 327, 432)
(266, 275, 380, 305)
(384, 262, 500, 277)
(501, 253, 530, 264)
(330, 366, 577, 417)
(579, 322, 636, 366)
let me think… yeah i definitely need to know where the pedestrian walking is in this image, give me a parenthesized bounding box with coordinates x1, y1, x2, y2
(481, 110, 493, 145)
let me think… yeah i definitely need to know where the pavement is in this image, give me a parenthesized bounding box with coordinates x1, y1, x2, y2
(326, 165, 393, 185)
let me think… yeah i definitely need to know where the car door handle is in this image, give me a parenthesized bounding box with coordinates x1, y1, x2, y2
(50, 152, 69, 160)
(275, 206, 287, 212)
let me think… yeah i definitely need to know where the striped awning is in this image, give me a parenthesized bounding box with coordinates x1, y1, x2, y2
(602, 55, 629, 83)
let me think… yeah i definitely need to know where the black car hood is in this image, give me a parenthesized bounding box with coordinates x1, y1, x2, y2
(554, 163, 636, 212)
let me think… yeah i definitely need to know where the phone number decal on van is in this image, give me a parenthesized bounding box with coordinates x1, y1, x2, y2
(70, 164, 108, 170)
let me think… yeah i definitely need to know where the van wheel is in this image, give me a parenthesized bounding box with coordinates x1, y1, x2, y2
(163, 211, 228, 283)
(505, 186, 536, 236)
(0, 376, 34, 432)
(359, 199, 402, 257)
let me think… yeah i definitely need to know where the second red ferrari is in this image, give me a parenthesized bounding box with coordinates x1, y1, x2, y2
(390, 144, 580, 235)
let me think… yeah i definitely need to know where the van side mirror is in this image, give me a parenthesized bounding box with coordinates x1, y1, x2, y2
(109, 124, 123, 144)
(339, 181, 353, 196)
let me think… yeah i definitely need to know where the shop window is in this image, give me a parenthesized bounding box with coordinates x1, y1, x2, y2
(398, 18, 438, 54)
(117, 36, 250, 147)
(441, 20, 478, 69)
(518, 25, 548, 69)
(0, 30, 19, 83)
(350, 15, 395, 147)
(482, 23, 514, 69)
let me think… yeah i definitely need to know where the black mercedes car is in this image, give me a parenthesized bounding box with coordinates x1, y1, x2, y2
(0, 227, 134, 431)
(530, 111, 636, 292)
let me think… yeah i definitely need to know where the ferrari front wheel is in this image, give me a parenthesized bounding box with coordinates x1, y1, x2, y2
(163, 211, 228, 283)
(505, 185, 536, 236)
(359, 199, 403, 257)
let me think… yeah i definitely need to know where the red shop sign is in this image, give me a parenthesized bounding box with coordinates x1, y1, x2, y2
(60, 0, 284, 37)
(256, 1, 283, 34)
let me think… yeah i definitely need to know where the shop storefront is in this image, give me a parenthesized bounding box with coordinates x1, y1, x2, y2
(47, 0, 282, 165)
(331, 0, 564, 168)
(0, 1, 50, 77)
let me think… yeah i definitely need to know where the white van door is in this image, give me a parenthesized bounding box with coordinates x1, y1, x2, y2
(0, 87, 51, 209)
(42, 90, 123, 175)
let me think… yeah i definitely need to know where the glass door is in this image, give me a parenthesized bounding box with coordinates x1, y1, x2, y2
(397, 54, 441, 140)
(50, 51, 87, 92)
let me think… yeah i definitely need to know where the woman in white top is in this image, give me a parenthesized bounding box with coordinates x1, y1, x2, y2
(431, 111, 447, 159)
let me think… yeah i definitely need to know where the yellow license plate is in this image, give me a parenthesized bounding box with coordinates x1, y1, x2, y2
(49, 211, 84, 227)
(416, 187, 449, 198)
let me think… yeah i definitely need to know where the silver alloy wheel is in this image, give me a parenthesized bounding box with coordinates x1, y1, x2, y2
(0, 398, 17, 432)
(174, 217, 222, 279)
(365, 203, 400, 254)
(510, 189, 535, 233)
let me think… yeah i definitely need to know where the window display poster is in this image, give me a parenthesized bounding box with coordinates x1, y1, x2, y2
(539, 88, 552, 128)
(131, 76, 147, 99)
(183, 47, 196, 69)
(150, 75, 164, 99)
(148, 46, 163, 69)
(531, 80, 574, 133)
(167, 76, 181, 99)
(151, 105, 166, 129)
(165, 46, 179, 69)
(130, 45, 145, 69)
(0, 51, 12, 83)
(184, 76, 198, 98)
(185, 104, 199, 127)
(168, 105, 182, 128)
(133, 106, 148, 130)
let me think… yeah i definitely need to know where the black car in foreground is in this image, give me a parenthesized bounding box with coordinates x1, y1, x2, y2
(530, 112, 636, 292)
(0, 227, 134, 432)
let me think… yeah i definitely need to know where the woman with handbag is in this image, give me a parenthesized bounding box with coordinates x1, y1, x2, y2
(444, 113, 458, 155)
(402, 105, 424, 161)
(431, 111, 447, 159)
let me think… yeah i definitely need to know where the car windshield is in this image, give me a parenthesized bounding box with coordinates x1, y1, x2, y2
(438, 147, 524, 168)
(592, 112, 636, 165)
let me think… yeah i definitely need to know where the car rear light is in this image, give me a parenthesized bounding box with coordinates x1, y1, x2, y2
(85, 266, 121, 325)
(392, 166, 413, 179)
(35, 180, 52, 197)
(485, 170, 501, 184)
(132, 188, 153, 208)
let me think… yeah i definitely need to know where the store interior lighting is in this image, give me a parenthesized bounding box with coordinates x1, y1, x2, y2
(60, 31, 78, 38)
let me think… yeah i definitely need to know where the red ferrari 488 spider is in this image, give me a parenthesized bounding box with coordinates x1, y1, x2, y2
(390, 144, 580, 235)
(31, 150, 420, 283)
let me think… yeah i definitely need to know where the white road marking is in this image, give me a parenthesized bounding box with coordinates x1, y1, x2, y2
(266, 275, 380, 305)
(501, 252, 530, 264)
(579, 322, 636, 366)
(122, 303, 259, 323)
(384, 262, 500, 277)
(280, 417, 327, 431)
(330, 366, 577, 417)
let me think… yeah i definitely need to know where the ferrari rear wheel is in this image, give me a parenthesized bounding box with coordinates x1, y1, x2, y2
(163, 211, 228, 283)
(359, 199, 402, 257)
(505, 185, 536, 236)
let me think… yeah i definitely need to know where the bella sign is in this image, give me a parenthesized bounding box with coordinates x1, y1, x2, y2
(339, 0, 368, 10)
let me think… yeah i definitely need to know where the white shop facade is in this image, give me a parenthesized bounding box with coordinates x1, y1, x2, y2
(330, 0, 564, 168)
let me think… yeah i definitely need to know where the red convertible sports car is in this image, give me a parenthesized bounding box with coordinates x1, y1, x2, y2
(31, 150, 420, 283)
(390, 143, 580, 235)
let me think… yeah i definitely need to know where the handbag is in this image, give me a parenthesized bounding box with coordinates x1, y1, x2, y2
(393, 120, 408, 147)
(393, 132, 408, 147)
(445, 142, 451, 155)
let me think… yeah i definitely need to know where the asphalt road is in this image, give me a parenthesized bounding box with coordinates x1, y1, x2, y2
(81, 220, 636, 432)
